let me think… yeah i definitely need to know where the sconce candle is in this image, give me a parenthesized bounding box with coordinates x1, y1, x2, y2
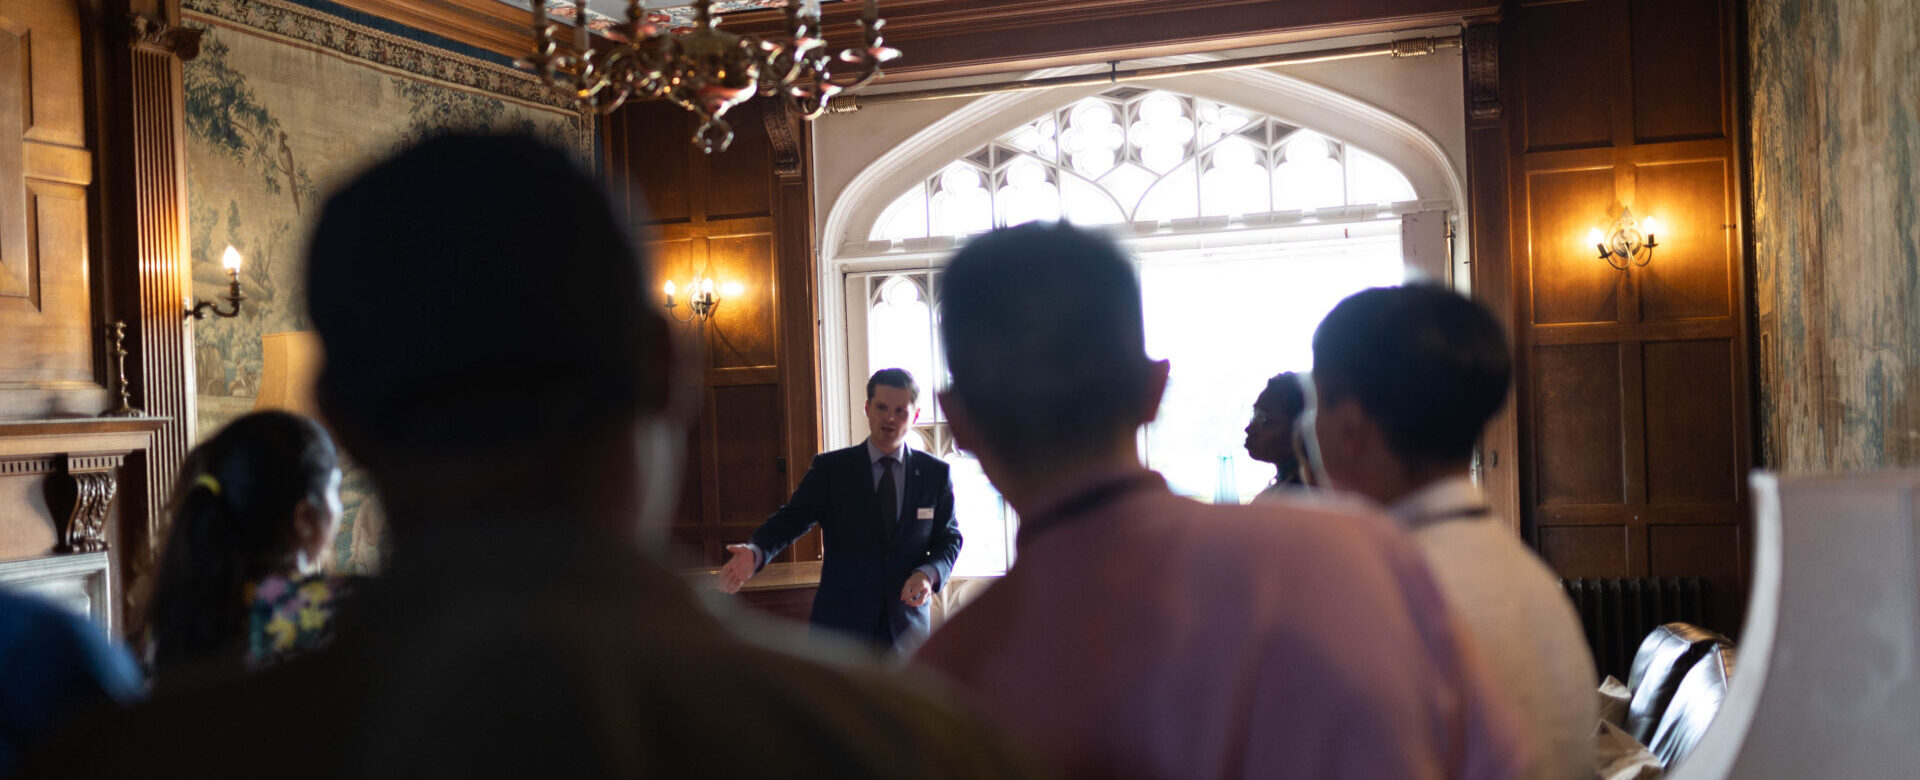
(664, 276, 734, 323)
(187, 245, 247, 320)
(1592, 208, 1659, 270)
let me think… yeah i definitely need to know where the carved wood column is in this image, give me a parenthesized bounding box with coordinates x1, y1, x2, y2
(101, 0, 199, 570)
(764, 99, 822, 562)
(1462, 18, 1520, 531)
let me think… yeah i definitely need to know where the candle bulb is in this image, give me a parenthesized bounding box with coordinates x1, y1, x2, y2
(1641, 216, 1659, 239)
(664, 280, 676, 306)
(221, 245, 243, 274)
(1587, 228, 1604, 251)
(699, 278, 715, 298)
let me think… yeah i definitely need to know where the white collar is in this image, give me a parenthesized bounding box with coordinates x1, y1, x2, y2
(1386, 474, 1486, 529)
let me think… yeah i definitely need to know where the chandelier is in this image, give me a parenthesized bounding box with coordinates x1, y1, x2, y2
(520, 0, 898, 153)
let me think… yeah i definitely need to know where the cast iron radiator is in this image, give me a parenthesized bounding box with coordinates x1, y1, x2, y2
(1559, 577, 1711, 682)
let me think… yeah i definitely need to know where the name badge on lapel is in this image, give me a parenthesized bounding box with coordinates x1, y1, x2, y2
(916, 507, 935, 520)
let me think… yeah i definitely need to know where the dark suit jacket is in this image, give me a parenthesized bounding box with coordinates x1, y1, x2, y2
(749, 443, 962, 648)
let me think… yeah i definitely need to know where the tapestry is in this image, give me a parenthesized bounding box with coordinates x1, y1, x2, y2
(1750, 0, 1920, 471)
(183, 0, 592, 572)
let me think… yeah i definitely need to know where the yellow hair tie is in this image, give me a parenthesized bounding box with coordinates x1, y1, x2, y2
(195, 474, 223, 496)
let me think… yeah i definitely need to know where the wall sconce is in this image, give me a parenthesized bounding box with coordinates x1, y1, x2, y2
(1588, 209, 1659, 270)
(664, 277, 744, 323)
(187, 245, 246, 319)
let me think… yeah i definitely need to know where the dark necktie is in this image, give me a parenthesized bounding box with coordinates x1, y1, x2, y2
(876, 456, 898, 529)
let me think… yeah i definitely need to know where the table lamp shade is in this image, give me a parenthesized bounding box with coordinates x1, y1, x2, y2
(253, 331, 324, 418)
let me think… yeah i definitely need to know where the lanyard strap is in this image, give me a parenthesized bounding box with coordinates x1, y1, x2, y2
(1016, 472, 1167, 548)
(1403, 505, 1492, 531)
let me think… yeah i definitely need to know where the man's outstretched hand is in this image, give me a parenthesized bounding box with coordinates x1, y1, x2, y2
(901, 570, 933, 607)
(718, 544, 757, 594)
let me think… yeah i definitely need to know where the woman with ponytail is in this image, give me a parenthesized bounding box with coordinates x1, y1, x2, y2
(146, 410, 351, 682)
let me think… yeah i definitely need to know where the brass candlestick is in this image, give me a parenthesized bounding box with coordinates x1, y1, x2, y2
(99, 320, 144, 418)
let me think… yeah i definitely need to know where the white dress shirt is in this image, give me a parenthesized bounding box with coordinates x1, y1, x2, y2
(1389, 475, 1597, 780)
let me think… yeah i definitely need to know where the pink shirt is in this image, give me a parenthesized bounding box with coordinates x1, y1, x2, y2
(915, 476, 1528, 780)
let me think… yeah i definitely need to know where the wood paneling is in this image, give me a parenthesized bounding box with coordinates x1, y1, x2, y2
(1648, 524, 1742, 626)
(1528, 167, 1623, 325)
(1518, 0, 1616, 152)
(708, 234, 778, 369)
(1629, 0, 1726, 144)
(1540, 525, 1632, 578)
(1481, 0, 1752, 633)
(610, 97, 821, 568)
(1635, 160, 1732, 321)
(1644, 340, 1737, 504)
(711, 384, 786, 526)
(0, 0, 106, 417)
(1534, 344, 1624, 505)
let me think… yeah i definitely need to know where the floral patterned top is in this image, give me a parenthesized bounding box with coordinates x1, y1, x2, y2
(244, 572, 357, 670)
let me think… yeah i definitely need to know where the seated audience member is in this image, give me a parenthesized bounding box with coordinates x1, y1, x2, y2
(914, 222, 1526, 780)
(0, 590, 142, 777)
(1244, 371, 1308, 502)
(1306, 284, 1596, 780)
(147, 411, 354, 685)
(27, 135, 1044, 779)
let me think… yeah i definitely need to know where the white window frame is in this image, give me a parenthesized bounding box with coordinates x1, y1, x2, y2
(821, 63, 1468, 452)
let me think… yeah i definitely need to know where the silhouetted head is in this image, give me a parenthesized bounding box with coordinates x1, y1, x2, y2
(939, 223, 1166, 476)
(149, 411, 339, 675)
(1245, 372, 1306, 466)
(1308, 284, 1510, 503)
(306, 134, 677, 542)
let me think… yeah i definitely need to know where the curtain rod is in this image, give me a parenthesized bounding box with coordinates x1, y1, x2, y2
(824, 35, 1462, 114)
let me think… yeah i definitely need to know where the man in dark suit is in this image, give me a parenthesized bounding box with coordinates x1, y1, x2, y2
(718, 368, 962, 653)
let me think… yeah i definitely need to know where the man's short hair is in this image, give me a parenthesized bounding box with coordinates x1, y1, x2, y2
(1311, 284, 1511, 467)
(867, 368, 920, 402)
(940, 223, 1151, 469)
(306, 134, 666, 463)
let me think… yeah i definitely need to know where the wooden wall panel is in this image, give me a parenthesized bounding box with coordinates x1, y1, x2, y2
(609, 97, 821, 568)
(710, 384, 785, 526)
(1484, 0, 1752, 634)
(1540, 525, 1631, 578)
(1643, 340, 1736, 504)
(705, 123, 773, 221)
(1518, 0, 1615, 152)
(707, 233, 778, 369)
(627, 108, 693, 226)
(0, 18, 25, 304)
(1534, 344, 1624, 505)
(1528, 168, 1622, 325)
(1630, 0, 1725, 143)
(0, 0, 106, 418)
(1634, 160, 1732, 322)
(0, 472, 57, 557)
(1648, 524, 1743, 626)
